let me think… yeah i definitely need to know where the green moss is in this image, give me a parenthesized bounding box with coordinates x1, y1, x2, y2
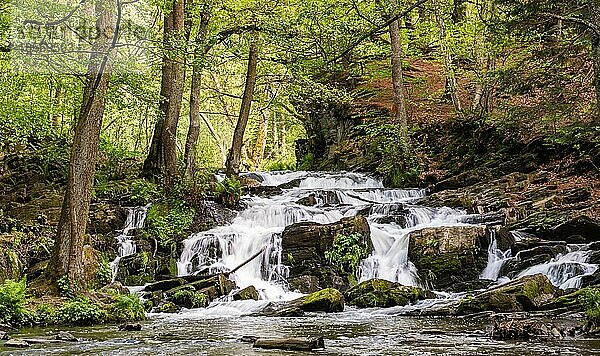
(158, 301, 180, 313)
(301, 288, 344, 312)
(324, 233, 370, 277)
(170, 286, 208, 309)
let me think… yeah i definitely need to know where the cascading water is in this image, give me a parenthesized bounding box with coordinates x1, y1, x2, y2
(480, 230, 512, 281)
(110, 205, 149, 282)
(177, 171, 478, 301)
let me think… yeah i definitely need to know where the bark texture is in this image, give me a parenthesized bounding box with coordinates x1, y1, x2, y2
(49, 0, 116, 287)
(388, 0, 409, 134)
(225, 31, 259, 177)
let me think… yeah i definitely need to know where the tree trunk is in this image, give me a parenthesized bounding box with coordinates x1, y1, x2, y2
(225, 31, 259, 177)
(251, 110, 268, 168)
(589, 1, 600, 117)
(452, 0, 466, 23)
(184, 8, 211, 181)
(142, 0, 185, 189)
(388, 0, 409, 135)
(434, 0, 462, 114)
(49, 0, 115, 288)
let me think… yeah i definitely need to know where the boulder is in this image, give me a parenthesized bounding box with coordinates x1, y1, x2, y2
(55, 331, 77, 342)
(297, 288, 344, 312)
(100, 282, 130, 295)
(87, 203, 126, 235)
(115, 251, 155, 286)
(144, 278, 188, 292)
(283, 215, 372, 293)
(232, 286, 259, 301)
(407, 225, 489, 290)
(246, 186, 283, 198)
(4, 339, 29, 348)
(253, 337, 325, 351)
(277, 179, 302, 189)
(456, 274, 562, 314)
(491, 319, 563, 341)
(157, 301, 180, 313)
(551, 216, 600, 243)
(118, 323, 142, 331)
(344, 279, 434, 308)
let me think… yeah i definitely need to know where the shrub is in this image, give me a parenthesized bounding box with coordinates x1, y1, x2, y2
(146, 201, 195, 246)
(34, 303, 58, 326)
(106, 294, 145, 322)
(583, 287, 600, 327)
(170, 286, 208, 309)
(325, 233, 370, 277)
(58, 297, 106, 326)
(130, 179, 159, 205)
(214, 177, 243, 208)
(0, 277, 28, 326)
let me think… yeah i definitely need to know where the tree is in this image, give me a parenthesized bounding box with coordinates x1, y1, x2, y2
(184, 2, 212, 181)
(433, 0, 462, 114)
(386, 0, 409, 134)
(49, 0, 117, 288)
(225, 30, 259, 177)
(143, 0, 186, 190)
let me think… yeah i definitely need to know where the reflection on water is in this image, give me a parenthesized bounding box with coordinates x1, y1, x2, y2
(5, 308, 600, 355)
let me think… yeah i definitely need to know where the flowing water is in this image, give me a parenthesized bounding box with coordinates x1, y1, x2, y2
(110, 205, 150, 281)
(4, 171, 600, 355)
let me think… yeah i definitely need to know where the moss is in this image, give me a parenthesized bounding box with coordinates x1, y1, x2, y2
(301, 288, 344, 312)
(169, 286, 208, 309)
(345, 280, 434, 308)
(158, 301, 180, 313)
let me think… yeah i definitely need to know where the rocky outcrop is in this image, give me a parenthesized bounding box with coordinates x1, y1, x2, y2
(344, 279, 434, 308)
(408, 225, 489, 290)
(455, 274, 562, 314)
(282, 215, 372, 293)
(257, 288, 344, 316)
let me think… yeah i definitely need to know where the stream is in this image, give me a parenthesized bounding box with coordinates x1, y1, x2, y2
(4, 171, 600, 355)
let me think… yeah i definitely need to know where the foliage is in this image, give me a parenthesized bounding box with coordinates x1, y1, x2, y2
(130, 179, 160, 205)
(358, 122, 420, 187)
(57, 275, 78, 299)
(58, 297, 106, 326)
(106, 294, 146, 322)
(582, 288, 600, 327)
(170, 286, 209, 309)
(264, 159, 296, 172)
(96, 258, 113, 288)
(146, 201, 195, 246)
(0, 277, 29, 326)
(325, 233, 370, 277)
(214, 177, 243, 208)
(33, 303, 58, 326)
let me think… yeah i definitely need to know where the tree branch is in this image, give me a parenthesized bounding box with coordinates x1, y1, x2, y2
(539, 12, 600, 37)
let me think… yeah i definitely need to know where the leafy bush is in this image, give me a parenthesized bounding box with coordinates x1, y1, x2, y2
(146, 201, 195, 246)
(58, 297, 106, 326)
(130, 179, 159, 205)
(214, 177, 243, 208)
(34, 303, 58, 326)
(325, 233, 370, 277)
(96, 257, 113, 288)
(170, 286, 208, 309)
(106, 294, 145, 322)
(264, 159, 296, 172)
(583, 287, 600, 326)
(0, 277, 28, 326)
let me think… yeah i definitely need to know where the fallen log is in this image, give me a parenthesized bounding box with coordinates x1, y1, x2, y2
(253, 337, 325, 351)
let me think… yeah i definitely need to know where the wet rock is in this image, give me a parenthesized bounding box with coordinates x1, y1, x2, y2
(277, 178, 302, 189)
(157, 301, 180, 313)
(115, 252, 155, 286)
(4, 339, 29, 348)
(239, 176, 260, 187)
(55, 331, 77, 342)
(118, 323, 142, 331)
(253, 337, 325, 351)
(232, 286, 259, 301)
(88, 203, 126, 235)
(297, 288, 344, 312)
(501, 255, 550, 279)
(189, 200, 236, 233)
(408, 225, 489, 290)
(247, 186, 282, 198)
(283, 215, 372, 293)
(297, 194, 318, 206)
(241, 172, 265, 183)
(344, 279, 434, 308)
(491, 319, 563, 341)
(167, 285, 209, 309)
(551, 216, 600, 243)
(511, 237, 566, 256)
(144, 278, 188, 292)
(163, 274, 236, 305)
(588, 241, 600, 251)
(460, 211, 505, 226)
(515, 245, 567, 261)
(456, 274, 561, 314)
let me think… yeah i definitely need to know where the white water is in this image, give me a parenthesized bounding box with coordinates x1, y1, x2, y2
(110, 205, 149, 281)
(177, 171, 479, 301)
(480, 230, 512, 281)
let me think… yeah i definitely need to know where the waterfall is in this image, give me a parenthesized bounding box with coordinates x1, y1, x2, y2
(480, 230, 512, 281)
(110, 205, 150, 282)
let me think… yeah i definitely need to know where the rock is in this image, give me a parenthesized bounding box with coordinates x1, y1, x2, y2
(164, 274, 236, 305)
(168, 285, 209, 309)
(4, 339, 29, 348)
(144, 278, 188, 292)
(297, 194, 318, 206)
(588, 241, 600, 251)
(100, 282, 130, 295)
(511, 239, 567, 257)
(118, 323, 142, 331)
(551, 216, 600, 243)
(501, 255, 550, 279)
(88, 203, 126, 235)
(491, 319, 563, 341)
(55, 331, 77, 342)
(344, 279, 435, 308)
(246, 186, 283, 198)
(241, 172, 265, 183)
(157, 301, 180, 313)
(232, 286, 259, 301)
(239, 176, 260, 187)
(456, 274, 561, 314)
(240, 335, 258, 343)
(25, 260, 48, 281)
(115, 252, 156, 286)
(408, 225, 489, 290)
(515, 245, 567, 261)
(253, 337, 324, 351)
(283, 215, 372, 293)
(189, 200, 237, 232)
(277, 179, 302, 189)
(297, 288, 344, 312)
(0, 331, 8, 340)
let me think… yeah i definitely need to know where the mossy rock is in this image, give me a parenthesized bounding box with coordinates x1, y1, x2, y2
(299, 288, 344, 312)
(232, 286, 259, 301)
(158, 301, 180, 313)
(456, 274, 561, 315)
(344, 279, 435, 308)
(169, 286, 208, 309)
